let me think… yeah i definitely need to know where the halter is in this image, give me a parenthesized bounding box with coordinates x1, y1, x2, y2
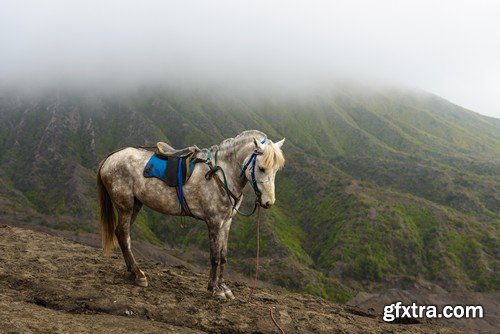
(239, 151, 261, 197)
(205, 138, 267, 216)
(239, 138, 267, 197)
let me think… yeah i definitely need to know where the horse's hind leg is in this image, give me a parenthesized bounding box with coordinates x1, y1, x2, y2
(130, 197, 143, 228)
(115, 199, 148, 287)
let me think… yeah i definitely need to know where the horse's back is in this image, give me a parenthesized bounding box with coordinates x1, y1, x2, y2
(100, 147, 152, 185)
(100, 147, 184, 215)
(102, 147, 151, 171)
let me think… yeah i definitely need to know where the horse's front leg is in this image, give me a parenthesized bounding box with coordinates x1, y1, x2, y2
(218, 218, 235, 299)
(207, 222, 226, 299)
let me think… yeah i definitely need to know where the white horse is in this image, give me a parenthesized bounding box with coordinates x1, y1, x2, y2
(97, 130, 285, 299)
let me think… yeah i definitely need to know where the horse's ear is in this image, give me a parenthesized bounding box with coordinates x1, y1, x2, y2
(253, 137, 266, 151)
(275, 138, 285, 149)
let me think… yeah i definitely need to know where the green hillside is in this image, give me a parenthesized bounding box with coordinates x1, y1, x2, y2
(0, 85, 498, 302)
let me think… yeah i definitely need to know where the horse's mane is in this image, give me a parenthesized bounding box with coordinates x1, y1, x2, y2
(218, 130, 267, 148)
(261, 140, 285, 170)
(217, 130, 285, 170)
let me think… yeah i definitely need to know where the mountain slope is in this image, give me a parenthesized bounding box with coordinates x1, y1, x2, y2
(1, 225, 464, 334)
(0, 85, 498, 301)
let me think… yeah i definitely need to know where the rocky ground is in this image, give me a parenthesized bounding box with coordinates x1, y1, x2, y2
(0, 224, 471, 333)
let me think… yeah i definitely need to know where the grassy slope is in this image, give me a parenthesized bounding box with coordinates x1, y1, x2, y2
(0, 86, 498, 302)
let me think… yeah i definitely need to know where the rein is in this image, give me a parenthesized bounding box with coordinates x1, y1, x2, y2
(205, 146, 263, 217)
(247, 206, 286, 334)
(206, 145, 286, 332)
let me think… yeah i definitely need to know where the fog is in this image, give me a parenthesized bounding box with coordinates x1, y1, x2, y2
(1, 0, 499, 117)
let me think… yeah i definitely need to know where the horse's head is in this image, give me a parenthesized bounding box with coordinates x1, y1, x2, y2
(241, 137, 285, 208)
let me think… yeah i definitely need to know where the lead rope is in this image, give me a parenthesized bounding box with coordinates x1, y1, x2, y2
(247, 206, 286, 334)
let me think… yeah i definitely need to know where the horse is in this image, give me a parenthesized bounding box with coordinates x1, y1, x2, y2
(97, 130, 285, 299)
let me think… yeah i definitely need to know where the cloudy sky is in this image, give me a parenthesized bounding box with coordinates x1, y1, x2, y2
(1, 0, 499, 118)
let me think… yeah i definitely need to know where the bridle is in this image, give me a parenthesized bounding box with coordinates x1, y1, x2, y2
(205, 139, 268, 216)
(239, 151, 262, 198)
(238, 138, 270, 201)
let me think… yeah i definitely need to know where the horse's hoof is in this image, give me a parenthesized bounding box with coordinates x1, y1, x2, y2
(224, 289, 235, 300)
(219, 283, 235, 300)
(135, 276, 148, 287)
(214, 290, 226, 300)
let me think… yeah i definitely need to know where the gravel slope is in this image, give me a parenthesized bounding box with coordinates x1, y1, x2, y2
(0, 224, 463, 333)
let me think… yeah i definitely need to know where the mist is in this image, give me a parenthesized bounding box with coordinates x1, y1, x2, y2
(1, 0, 499, 117)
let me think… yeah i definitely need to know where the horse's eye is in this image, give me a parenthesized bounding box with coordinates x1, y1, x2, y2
(259, 166, 266, 173)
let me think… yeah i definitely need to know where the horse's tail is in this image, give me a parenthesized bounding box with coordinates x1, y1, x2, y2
(97, 162, 116, 256)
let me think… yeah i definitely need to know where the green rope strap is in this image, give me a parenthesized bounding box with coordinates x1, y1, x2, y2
(208, 162, 258, 217)
(218, 165, 258, 217)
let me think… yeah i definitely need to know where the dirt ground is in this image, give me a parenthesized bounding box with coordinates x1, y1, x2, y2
(0, 224, 466, 333)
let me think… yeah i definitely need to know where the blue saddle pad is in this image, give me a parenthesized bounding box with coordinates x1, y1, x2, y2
(143, 153, 197, 214)
(143, 154, 168, 181)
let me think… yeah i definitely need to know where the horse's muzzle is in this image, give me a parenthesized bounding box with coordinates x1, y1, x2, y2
(260, 200, 272, 209)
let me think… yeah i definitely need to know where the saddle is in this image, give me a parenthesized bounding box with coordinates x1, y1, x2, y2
(156, 142, 199, 159)
(143, 142, 200, 187)
(143, 142, 207, 217)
